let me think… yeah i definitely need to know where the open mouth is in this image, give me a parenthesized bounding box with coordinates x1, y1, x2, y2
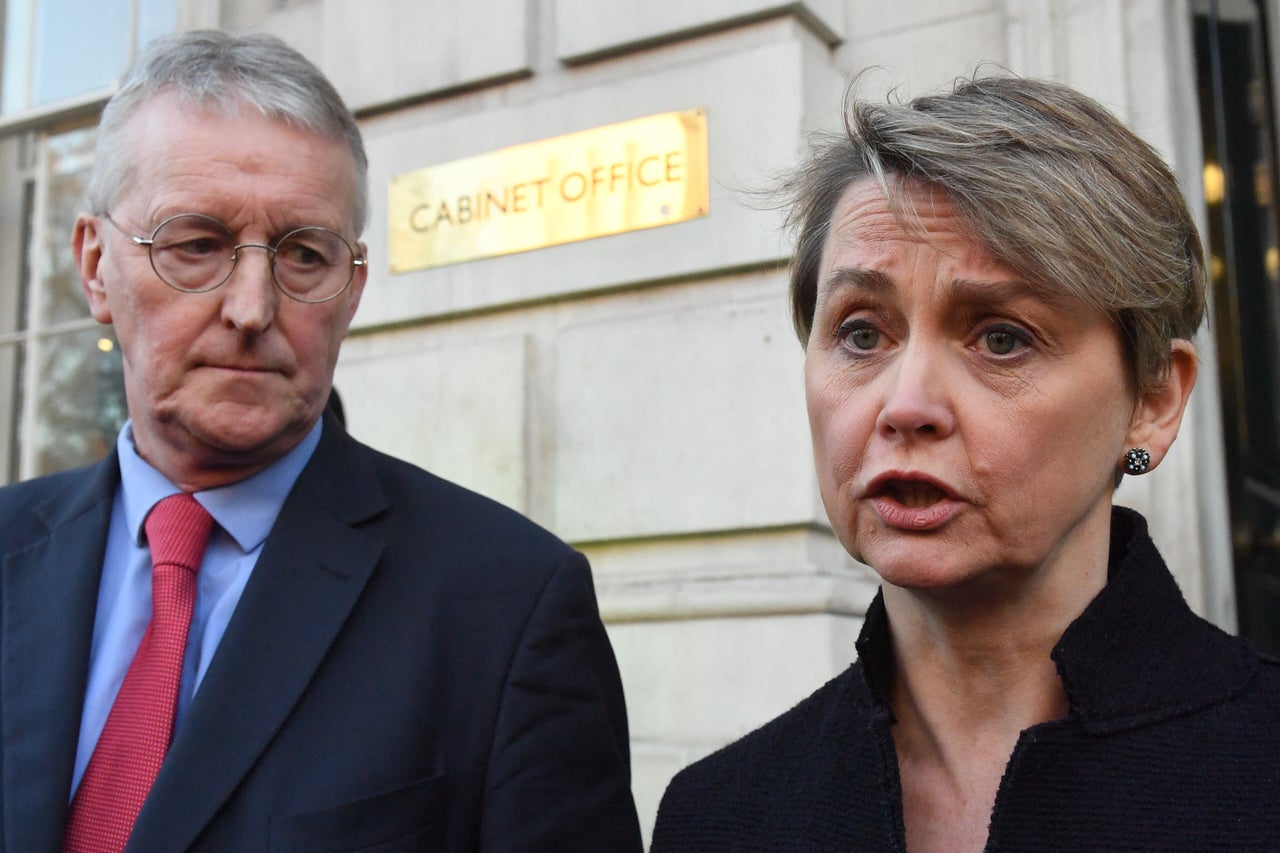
(885, 481, 947, 508)
(865, 473, 962, 530)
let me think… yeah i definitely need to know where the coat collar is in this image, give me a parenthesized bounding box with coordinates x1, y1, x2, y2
(853, 507, 1256, 734)
(1052, 506, 1255, 733)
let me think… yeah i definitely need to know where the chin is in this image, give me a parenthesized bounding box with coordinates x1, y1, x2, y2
(873, 565, 972, 592)
(186, 406, 309, 455)
(857, 539, 987, 592)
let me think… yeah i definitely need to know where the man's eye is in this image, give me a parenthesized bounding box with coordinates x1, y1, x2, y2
(280, 244, 325, 266)
(177, 237, 223, 256)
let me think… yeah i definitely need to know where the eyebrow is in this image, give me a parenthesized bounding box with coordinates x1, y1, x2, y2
(819, 266, 895, 295)
(820, 266, 1073, 309)
(946, 276, 1075, 308)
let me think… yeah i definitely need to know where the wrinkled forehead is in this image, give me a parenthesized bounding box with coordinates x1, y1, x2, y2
(113, 93, 361, 225)
(821, 178, 978, 271)
(827, 177, 968, 245)
(818, 177, 1073, 309)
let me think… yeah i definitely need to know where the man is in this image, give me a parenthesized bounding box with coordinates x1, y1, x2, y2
(0, 30, 642, 852)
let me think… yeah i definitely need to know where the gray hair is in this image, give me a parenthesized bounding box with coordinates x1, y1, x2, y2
(787, 75, 1206, 396)
(87, 29, 368, 234)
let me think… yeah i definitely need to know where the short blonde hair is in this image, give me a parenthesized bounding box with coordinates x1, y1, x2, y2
(788, 75, 1205, 396)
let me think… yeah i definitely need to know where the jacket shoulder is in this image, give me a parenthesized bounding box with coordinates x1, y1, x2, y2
(1245, 651, 1280, 700)
(323, 437, 578, 583)
(652, 665, 883, 850)
(371, 446, 568, 546)
(0, 464, 104, 541)
(0, 465, 90, 506)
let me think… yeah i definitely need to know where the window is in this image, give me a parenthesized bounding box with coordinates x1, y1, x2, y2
(0, 0, 174, 483)
(0, 126, 126, 483)
(3, 0, 176, 116)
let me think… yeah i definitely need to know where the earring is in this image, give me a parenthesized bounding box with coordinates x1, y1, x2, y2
(1123, 447, 1151, 475)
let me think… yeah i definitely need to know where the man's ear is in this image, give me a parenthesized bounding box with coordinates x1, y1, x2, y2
(1124, 339, 1198, 472)
(74, 214, 113, 324)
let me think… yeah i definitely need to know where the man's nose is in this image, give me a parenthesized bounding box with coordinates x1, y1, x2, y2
(219, 244, 278, 334)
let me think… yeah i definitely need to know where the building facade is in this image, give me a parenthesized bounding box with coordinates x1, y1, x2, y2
(2, 0, 1276, 842)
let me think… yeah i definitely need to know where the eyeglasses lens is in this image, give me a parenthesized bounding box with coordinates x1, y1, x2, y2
(148, 215, 356, 301)
(273, 228, 355, 301)
(150, 215, 235, 292)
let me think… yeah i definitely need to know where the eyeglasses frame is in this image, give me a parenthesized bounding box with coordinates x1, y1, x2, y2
(99, 212, 367, 304)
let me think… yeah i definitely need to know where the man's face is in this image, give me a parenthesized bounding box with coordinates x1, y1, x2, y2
(74, 93, 367, 490)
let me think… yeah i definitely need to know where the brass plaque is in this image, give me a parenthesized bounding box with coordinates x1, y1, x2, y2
(388, 108, 709, 273)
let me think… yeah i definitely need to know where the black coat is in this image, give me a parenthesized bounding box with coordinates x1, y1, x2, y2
(652, 507, 1280, 851)
(0, 413, 642, 852)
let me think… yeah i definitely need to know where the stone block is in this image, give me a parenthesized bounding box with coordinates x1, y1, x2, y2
(551, 290, 813, 542)
(1055, 0, 1129, 112)
(254, 0, 530, 111)
(252, 2, 325, 68)
(608, 612, 862, 745)
(555, 0, 845, 61)
(320, 0, 530, 111)
(587, 528, 881, 623)
(333, 334, 529, 512)
(846, 0, 995, 39)
(839, 10, 1006, 97)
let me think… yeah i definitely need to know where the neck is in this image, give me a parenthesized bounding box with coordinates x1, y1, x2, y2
(129, 418, 315, 493)
(880, 509, 1113, 853)
(887, 600, 1071, 759)
(887, 607, 1072, 853)
(882, 526, 1111, 769)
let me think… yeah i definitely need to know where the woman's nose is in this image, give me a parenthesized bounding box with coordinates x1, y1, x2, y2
(874, 339, 956, 440)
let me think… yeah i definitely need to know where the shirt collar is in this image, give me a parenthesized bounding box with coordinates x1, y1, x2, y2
(116, 418, 323, 552)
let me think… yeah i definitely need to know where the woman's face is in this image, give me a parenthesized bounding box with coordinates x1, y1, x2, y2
(805, 178, 1142, 592)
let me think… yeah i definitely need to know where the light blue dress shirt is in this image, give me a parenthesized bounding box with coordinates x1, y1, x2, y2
(69, 419, 322, 796)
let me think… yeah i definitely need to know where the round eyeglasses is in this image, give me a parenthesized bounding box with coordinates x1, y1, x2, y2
(100, 213, 366, 303)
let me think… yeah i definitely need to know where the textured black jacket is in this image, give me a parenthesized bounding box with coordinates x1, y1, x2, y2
(652, 507, 1280, 851)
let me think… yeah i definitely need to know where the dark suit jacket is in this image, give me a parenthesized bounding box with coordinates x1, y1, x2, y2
(0, 413, 642, 852)
(651, 508, 1280, 851)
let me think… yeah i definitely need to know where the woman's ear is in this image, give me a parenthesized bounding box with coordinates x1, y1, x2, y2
(1124, 339, 1198, 471)
(74, 214, 113, 324)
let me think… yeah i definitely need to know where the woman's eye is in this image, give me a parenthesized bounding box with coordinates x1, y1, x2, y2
(977, 325, 1030, 356)
(839, 322, 881, 350)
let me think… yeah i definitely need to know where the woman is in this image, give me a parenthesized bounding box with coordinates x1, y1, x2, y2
(651, 76, 1280, 851)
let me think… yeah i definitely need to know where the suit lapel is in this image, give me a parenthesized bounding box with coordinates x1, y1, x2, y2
(2, 459, 118, 853)
(127, 419, 388, 852)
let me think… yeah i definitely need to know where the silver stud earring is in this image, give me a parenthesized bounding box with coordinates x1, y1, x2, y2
(1123, 447, 1151, 475)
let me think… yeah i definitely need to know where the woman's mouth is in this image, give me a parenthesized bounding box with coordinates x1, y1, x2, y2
(885, 480, 948, 508)
(866, 474, 963, 531)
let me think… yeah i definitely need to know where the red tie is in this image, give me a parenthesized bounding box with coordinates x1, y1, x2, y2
(63, 493, 214, 853)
